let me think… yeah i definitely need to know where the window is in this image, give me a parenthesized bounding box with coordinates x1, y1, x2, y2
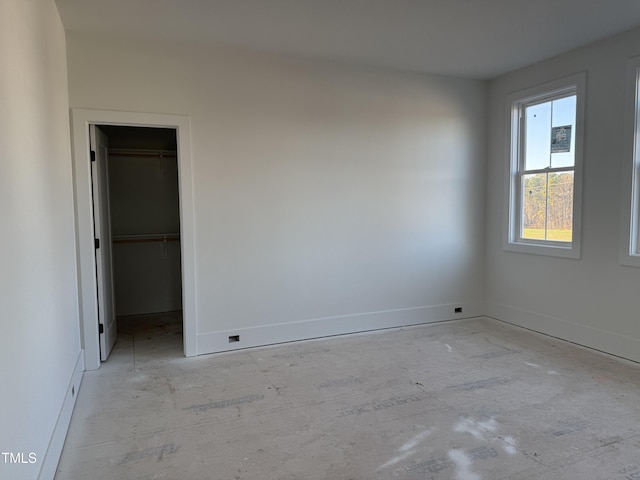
(621, 57, 640, 267)
(505, 73, 585, 258)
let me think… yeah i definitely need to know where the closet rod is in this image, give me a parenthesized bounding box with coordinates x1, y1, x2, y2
(108, 149, 177, 158)
(112, 233, 180, 244)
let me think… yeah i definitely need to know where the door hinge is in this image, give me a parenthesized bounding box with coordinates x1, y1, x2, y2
(90, 150, 96, 162)
(94, 238, 100, 249)
(99, 323, 104, 334)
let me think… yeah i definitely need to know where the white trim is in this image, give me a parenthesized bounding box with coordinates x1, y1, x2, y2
(196, 303, 482, 355)
(37, 351, 84, 480)
(485, 302, 640, 364)
(71, 109, 198, 370)
(503, 72, 586, 259)
(620, 56, 640, 267)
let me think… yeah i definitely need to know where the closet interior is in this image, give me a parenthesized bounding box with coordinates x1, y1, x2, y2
(100, 125, 183, 340)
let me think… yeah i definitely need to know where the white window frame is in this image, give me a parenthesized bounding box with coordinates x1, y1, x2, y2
(620, 56, 640, 267)
(503, 73, 585, 259)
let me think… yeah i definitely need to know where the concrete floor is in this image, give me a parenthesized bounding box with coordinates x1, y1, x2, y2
(55, 314, 640, 480)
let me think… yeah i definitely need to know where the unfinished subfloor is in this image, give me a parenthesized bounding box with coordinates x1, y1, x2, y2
(55, 314, 640, 480)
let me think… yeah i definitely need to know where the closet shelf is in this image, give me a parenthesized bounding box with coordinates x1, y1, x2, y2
(112, 233, 180, 244)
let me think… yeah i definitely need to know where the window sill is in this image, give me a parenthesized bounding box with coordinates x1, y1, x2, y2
(619, 252, 640, 267)
(504, 240, 580, 259)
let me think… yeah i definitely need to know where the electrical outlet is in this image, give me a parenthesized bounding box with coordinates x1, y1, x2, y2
(454, 307, 463, 313)
(229, 335, 240, 343)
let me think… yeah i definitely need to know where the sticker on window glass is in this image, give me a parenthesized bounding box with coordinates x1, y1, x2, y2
(551, 125, 572, 153)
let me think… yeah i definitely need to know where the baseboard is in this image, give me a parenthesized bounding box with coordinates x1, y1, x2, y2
(197, 302, 482, 355)
(37, 350, 85, 480)
(486, 302, 640, 364)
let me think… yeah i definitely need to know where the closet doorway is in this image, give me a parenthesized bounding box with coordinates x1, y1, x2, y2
(72, 109, 197, 370)
(98, 125, 183, 361)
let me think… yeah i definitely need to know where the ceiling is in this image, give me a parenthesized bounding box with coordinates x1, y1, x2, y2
(55, 0, 640, 79)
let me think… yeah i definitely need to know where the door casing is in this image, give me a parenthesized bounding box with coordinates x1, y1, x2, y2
(71, 109, 197, 370)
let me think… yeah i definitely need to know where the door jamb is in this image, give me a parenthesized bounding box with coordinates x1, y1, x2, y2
(71, 109, 197, 370)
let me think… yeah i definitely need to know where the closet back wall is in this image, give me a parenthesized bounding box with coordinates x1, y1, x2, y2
(109, 151, 182, 316)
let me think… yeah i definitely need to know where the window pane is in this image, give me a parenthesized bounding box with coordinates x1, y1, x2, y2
(547, 171, 573, 242)
(524, 103, 551, 170)
(521, 173, 547, 240)
(550, 95, 576, 168)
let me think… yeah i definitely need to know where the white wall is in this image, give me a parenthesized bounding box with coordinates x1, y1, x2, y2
(0, 1, 83, 479)
(66, 34, 487, 353)
(486, 27, 640, 362)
